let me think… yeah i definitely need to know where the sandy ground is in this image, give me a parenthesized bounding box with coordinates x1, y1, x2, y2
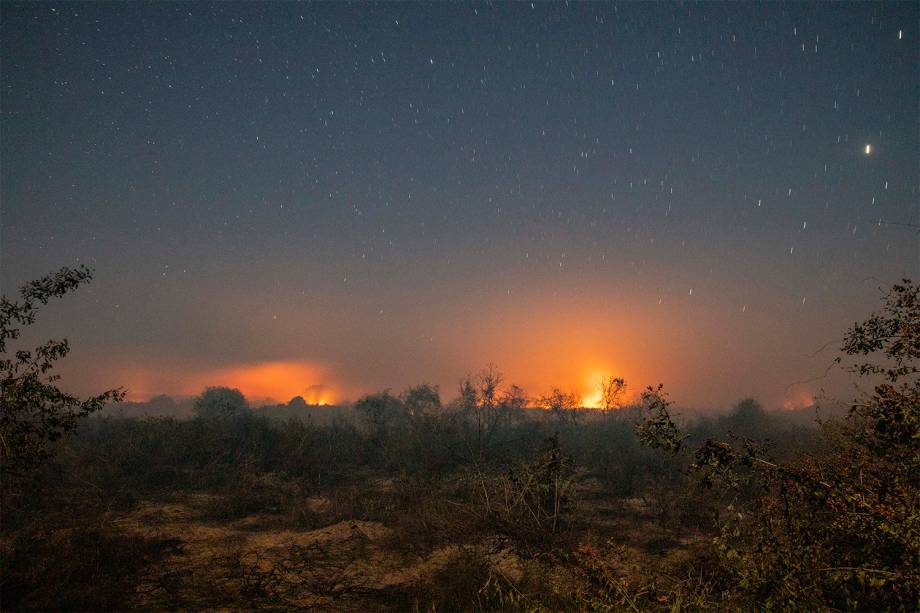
(115, 493, 524, 610)
(105, 477, 708, 610)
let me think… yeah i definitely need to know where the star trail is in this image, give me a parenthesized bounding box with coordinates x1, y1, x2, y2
(2, 2, 917, 408)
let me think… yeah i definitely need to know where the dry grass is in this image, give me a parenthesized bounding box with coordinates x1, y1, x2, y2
(5, 474, 708, 612)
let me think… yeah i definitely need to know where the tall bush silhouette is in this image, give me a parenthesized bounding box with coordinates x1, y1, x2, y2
(0, 266, 124, 475)
(193, 386, 250, 420)
(635, 279, 920, 610)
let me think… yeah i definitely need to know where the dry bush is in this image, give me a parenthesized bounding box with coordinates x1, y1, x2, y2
(561, 540, 725, 612)
(633, 280, 920, 610)
(1, 516, 178, 611)
(404, 547, 507, 612)
(456, 435, 583, 548)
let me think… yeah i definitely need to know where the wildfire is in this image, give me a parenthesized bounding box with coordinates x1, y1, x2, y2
(116, 360, 337, 405)
(580, 370, 629, 409)
(782, 390, 815, 411)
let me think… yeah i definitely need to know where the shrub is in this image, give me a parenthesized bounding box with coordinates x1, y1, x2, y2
(635, 279, 920, 610)
(192, 386, 250, 420)
(0, 266, 124, 476)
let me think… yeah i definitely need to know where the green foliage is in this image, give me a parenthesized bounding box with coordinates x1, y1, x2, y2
(0, 266, 124, 475)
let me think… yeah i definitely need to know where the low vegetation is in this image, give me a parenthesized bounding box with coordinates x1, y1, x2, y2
(1, 270, 917, 611)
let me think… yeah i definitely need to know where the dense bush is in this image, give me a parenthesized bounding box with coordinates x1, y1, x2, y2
(1, 266, 123, 476)
(635, 279, 920, 610)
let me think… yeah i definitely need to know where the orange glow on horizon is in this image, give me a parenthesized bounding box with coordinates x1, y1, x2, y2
(581, 371, 608, 408)
(456, 299, 654, 410)
(578, 370, 633, 409)
(117, 360, 337, 405)
(201, 362, 336, 405)
(782, 389, 815, 411)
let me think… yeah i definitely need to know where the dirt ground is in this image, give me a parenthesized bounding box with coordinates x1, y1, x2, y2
(112, 480, 708, 611)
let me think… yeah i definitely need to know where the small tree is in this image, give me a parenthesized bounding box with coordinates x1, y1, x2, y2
(354, 390, 405, 439)
(458, 365, 506, 461)
(498, 384, 528, 419)
(192, 386, 250, 420)
(838, 278, 919, 447)
(596, 375, 627, 413)
(402, 384, 441, 417)
(539, 387, 580, 423)
(634, 384, 685, 453)
(0, 266, 124, 475)
(717, 397, 768, 438)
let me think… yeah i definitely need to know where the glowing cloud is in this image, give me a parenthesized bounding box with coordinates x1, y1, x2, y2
(782, 390, 815, 411)
(111, 360, 338, 404)
(190, 361, 336, 404)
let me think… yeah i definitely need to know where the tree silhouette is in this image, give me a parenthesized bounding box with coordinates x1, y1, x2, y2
(192, 386, 250, 420)
(0, 266, 124, 475)
(635, 279, 920, 609)
(596, 375, 627, 413)
(402, 384, 441, 417)
(355, 389, 405, 439)
(539, 387, 580, 423)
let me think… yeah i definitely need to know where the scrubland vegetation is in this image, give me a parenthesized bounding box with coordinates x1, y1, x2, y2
(2, 270, 918, 611)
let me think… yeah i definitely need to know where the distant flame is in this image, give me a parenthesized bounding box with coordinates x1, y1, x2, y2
(580, 370, 628, 409)
(301, 384, 332, 405)
(782, 390, 814, 411)
(198, 361, 336, 404)
(116, 360, 337, 404)
(582, 390, 604, 409)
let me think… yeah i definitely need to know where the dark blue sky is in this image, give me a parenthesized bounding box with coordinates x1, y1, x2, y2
(2, 2, 917, 408)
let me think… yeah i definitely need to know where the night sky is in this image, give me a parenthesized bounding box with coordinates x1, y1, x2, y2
(2, 2, 917, 409)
